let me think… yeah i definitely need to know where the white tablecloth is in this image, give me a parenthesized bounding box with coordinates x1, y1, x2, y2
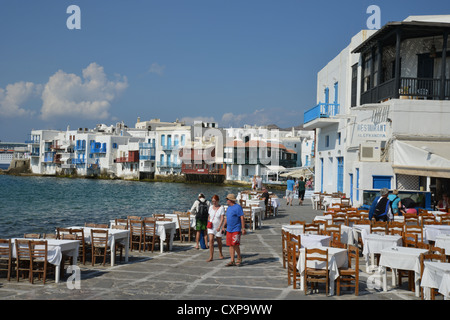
(379, 246, 429, 297)
(435, 234, 450, 256)
(297, 247, 348, 295)
(424, 225, 450, 242)
(421, 261, 450, 300)
(362, 234, 402, 272)
(300, 234, 331, 248)
(10, 238, 79, 283)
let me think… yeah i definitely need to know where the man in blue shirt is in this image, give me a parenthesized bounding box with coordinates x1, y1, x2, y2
(224, 193, 246, 267)
(286, 176, 295, 206)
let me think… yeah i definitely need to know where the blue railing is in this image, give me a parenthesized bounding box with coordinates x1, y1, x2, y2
(304, 103, 340, 124)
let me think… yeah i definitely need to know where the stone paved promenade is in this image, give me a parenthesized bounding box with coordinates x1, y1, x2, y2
(0, 198, 420, 301)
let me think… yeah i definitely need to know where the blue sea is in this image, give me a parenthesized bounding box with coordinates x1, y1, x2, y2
(0, 175, 281, 238)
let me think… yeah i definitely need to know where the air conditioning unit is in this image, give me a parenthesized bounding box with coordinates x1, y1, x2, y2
(359, 142, 381, 162)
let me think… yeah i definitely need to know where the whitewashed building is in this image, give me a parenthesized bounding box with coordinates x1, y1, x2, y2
(303, 15, 450, 208)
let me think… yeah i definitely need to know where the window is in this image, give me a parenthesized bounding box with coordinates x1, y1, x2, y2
(325, 135, 330, 148)
(351, 63, 358, 107)
(337, 132, 341, 145)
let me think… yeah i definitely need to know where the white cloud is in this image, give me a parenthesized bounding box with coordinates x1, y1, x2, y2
(40, 63, 128, 120)
(148, 63, 165, 76)
(0, 82, 42, 117)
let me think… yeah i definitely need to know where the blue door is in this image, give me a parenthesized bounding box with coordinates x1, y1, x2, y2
(320, 158, 324, 193)
(372, 175, 392, 189)
(349, 173, 354, 204)
(337, 157, 344, 193)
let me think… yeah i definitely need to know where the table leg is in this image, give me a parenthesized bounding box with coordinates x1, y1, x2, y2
(381, 266, 387, 292)
(55, 265, 61, 283)
(110, 238, 116, 266)
(124, 236, 129, 262)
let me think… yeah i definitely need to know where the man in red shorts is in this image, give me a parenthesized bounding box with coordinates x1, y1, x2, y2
(223, 194, 246, 266)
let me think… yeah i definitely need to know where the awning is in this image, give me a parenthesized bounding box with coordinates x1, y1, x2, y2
(393, 140, 450, 178)
(265, 165, 286, 173)
(280, 168, 314, 178)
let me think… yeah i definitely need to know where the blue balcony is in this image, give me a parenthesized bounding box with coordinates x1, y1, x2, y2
(90, 142, 106, 154)
(303, 103, 340, 124)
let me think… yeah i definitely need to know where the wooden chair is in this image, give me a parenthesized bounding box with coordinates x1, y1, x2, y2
(56, 228, 72, 239)
(387, 221, 404, 235)
(115, 218, 129, 229)
(440, 215, 450, 225)
(323, 224, 341, 243)
(332, 214, 346, 225)
(304, 248, 329, 295)
(418, 209, 429, 215)
(354, 219, 370, 225)
(303, 223, 320, 235)
(337, 245, 359, 296)
(127, 216, 141, 220)
(61, 234, 77, 240)
(370, 221, 387, 235)
(91, 229, 110, 266)
(345, 213, 361, 226)
(287, 239, 300, 289)
(266, 200, 275, 218)
(143, 218, 159, 252)
(43, 233, 57, 239)
(421, 215, 437, 226)
(243, 207, 253, 229)
(70, 228, 87, 265)
(84, 223, 97, 228)
(15, 239, 31, 282)
(420, 251, 447, 300)
(404, 213, 419, 225)
(177, 213, 193, 242)
(0, 239, 12, 281)
(281, 229, 289, 269)
(112, 225, 127, 262)
(95, 224, 109, 228)
(290, 220, 305, 225)
(403, 232, 418, 248)
(357, 209, 369, 220)
(404, 225, 424, 243)
(129, 219, 144, 252)
(24, 233, 40, 239)
(153, 213, 165, 219)
(29, 240, 49, 284)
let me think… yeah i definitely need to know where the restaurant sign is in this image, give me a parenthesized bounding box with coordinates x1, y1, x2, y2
(356, 123, 387, 139)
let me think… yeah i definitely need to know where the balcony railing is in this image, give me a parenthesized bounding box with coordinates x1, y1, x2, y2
(304, 103, 340, 124)
(361, 77, 450, 105)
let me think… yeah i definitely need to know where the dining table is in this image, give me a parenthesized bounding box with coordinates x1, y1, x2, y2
(420, 261, 450, 300)
(296, 247, 348, 295)
(10, 238, 80, 284)
(69, 226, 130, 266)
(378, 246, 429, 297)
(435, 234, 450, 259)
(424, 224, 450, 242)
(361, 234, 403, 272)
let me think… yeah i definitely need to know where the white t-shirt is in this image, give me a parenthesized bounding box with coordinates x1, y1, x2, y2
(207, 205, 225, 237)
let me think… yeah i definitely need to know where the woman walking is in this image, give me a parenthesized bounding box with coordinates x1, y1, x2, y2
(206, 195, 225, 262)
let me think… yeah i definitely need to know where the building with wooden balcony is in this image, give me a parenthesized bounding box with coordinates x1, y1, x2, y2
(303, 15, 450, 208)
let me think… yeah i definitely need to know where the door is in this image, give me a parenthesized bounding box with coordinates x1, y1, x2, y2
(349, 173, 354, 204)
(320, 158, 324, 193)
(337, 157, 344, 193)
(417, 53, 435, 97)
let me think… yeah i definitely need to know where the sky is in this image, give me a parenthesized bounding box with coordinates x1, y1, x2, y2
(1, 0, 450, 142)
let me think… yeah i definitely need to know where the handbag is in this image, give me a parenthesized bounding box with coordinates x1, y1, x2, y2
(207, 206, 220, 229)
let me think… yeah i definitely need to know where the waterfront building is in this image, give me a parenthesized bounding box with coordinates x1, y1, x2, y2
(303, 15, 450, 208)
(0, 142, 28, 170)
(224, 125, 314, 183)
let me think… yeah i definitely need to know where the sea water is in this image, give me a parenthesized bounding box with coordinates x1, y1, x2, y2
(0, 175, 279, 238)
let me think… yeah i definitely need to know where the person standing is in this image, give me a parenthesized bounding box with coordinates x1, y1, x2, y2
(223, 194, 246, 267)
(286, 176, 295, 206)
(369, 188, 393, 222)
(190, 193, 211, 250)
(206, 195, 225, 262)
(297, 177, 306, 205)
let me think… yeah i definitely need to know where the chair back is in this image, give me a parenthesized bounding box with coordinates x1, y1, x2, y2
(143, 218, 157, 237)
(91, 229, 109, 248)
(61, 234, 77, 240)
(0, 239, 12, 259)
(30, 240, 48, 263)
(290, 220, 305, 225)
(24, 233, 40, 239)
(305, 248, 329, 268)
(43, 233, 57, 239)
(56, 227, 73, 240)
(115, 219, 129, 229)
(304, 223, 320, 235)
(177, 214, 191, 229)
(370, 221, 387, 235)
(129, 219, 144, 237)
